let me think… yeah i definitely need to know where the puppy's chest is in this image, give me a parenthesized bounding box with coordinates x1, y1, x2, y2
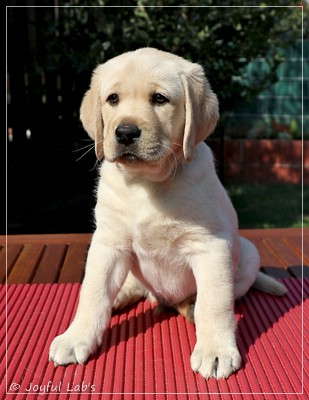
(101, 173, 198, 255)
(132, 212, 196, 304)
(132, 214, 185, 257)
(114, 181, 189, 253)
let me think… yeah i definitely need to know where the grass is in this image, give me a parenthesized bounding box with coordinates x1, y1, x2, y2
(225, 183, 308, 229)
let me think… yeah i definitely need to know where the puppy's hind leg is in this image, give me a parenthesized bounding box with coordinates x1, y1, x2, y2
(234, 237, 260, 299)
(173, 294, 196, 323)
(113, 271, 150, 310)
(234, 237, 287, 299)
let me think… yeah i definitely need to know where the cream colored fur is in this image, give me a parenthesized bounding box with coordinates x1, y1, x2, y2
(49, 48, 286, 379)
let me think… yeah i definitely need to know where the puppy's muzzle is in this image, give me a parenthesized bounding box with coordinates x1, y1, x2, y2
(116, 124, 141, 146)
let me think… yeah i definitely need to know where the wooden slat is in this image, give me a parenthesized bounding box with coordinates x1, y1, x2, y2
(58, 242, 89, 283)
(7, 244, 45, 284)
(1, 244, 25, 283)
(286, 235, 309, 264)
(288, 265, 309, 278)
(240, 227, 302, 238)
(0, 244, 24, 282)
(248, 237, 280, 268)
(304, 236, 309, 260)
(248, 237, 291, 278)
(265, 237, 300, 266)
(261, 267, 291, 279)
(32, 244, 67, 283)
(265, 237, 304, 278)
(0, 245, 5, 283)
(3, 233, 92, 245)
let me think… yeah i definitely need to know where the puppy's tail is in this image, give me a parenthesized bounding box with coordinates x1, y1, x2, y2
(252, 272, 287, 296)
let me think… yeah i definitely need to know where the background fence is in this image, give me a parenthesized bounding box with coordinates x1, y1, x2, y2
(225, 40, 308, 139)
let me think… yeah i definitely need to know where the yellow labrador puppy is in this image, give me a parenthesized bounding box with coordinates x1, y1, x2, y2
(49, 48, 286, 379)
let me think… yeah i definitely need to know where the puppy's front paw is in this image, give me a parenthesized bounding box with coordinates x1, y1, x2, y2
(190, 343, 241, 379)
(49, 328, 99, 366)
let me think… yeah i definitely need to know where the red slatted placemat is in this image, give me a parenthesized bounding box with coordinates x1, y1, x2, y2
(1, 279, 308, 399)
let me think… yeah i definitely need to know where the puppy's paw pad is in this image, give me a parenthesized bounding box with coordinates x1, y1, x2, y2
(190, 346, 241, 379)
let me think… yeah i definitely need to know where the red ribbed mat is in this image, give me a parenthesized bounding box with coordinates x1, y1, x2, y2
(1, 279, 308, 399)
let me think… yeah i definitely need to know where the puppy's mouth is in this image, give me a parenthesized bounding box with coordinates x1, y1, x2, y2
(121, 152, 140, 160)
(116, 152, 143, 163)
(113, 148, 163, 165)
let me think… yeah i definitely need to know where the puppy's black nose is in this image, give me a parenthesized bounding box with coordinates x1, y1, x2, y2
(115, 124, 141, 146)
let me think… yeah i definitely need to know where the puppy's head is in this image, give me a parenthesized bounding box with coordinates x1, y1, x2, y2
(80, 48, 219, 180)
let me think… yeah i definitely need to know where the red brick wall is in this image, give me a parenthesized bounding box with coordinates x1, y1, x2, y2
(207, 139, 307, 184)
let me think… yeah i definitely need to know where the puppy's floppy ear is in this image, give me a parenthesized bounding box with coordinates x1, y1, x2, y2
(181, 64, 219, 162)
(80, 67, 104, 160)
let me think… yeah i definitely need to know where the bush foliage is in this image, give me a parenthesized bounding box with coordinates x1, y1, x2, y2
(42, 1, 302, 116)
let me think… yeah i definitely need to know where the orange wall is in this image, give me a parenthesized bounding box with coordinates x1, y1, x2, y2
(208, 140, 307, 184)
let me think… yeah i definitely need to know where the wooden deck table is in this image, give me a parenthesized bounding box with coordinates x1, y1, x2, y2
(2, 228, 308, 284)
(1, 228, 308, 399)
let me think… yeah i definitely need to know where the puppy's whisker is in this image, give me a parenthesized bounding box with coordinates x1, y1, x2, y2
(169, 141, 182, 148)
(75, 143, 96, 162)
(161, 144, 178, 180)
(73, 143, 95, 153)
(74, 140, 103, 172)
(92, 159, 101, 171)
(164, 146, 177, 170)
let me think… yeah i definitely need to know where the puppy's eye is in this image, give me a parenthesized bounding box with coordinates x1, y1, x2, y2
(152, 93, 169, 105)
(107, 93, 119, 105)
